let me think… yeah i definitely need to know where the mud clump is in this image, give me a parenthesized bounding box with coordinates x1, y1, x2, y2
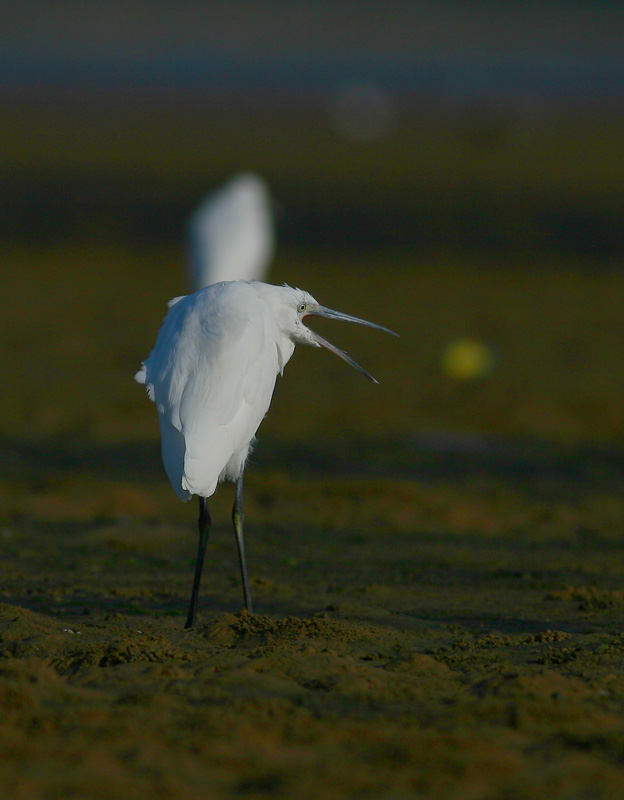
(202, 610, 371, 648)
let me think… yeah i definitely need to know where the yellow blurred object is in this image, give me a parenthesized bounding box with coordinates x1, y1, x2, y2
(441, 338, 495, 381)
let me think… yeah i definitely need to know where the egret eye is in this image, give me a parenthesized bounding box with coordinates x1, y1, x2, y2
(298, 303, 307, 313)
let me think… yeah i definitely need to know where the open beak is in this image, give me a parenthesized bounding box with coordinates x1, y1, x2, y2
(304, 306, 398, 383)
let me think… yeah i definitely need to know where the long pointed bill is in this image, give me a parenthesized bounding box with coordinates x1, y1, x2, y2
(311, 306, 398, 337)
(308, 329, 379, 382)
(305, 306, 398, 383)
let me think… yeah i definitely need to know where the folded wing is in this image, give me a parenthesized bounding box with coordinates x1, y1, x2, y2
(138, 282, 283, 499)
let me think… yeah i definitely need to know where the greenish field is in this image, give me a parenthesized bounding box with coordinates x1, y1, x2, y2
(2, 98, 624, 800)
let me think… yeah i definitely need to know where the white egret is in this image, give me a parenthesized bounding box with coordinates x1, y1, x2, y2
(187, 173, 274, 291)
(135, 280, 396, 627)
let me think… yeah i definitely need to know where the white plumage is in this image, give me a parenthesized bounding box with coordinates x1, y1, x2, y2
(136, 279, 396, 626)
(186, 173, 274, 291)
(136, 282, 294, 500)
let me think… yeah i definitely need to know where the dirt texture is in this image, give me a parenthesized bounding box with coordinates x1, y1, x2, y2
(2, 246, 624, 799)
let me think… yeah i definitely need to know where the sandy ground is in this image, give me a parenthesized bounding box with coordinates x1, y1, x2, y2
(2, 244, 624, 798)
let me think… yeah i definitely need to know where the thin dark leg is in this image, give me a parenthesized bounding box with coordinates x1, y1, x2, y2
(184, 496, 211, 629)
(232, 473, 253, 613)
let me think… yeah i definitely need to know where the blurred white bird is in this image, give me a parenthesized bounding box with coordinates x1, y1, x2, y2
(135, 280, 396, 627)
(187, 173, 274, 291)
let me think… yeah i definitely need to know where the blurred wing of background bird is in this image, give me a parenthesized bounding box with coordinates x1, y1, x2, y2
(186, 173, 275, 290)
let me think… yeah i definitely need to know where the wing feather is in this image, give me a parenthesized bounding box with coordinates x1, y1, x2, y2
(140, 281, 281, 498)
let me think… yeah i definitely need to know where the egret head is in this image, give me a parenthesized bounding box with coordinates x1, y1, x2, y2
(288, 288, 398, 383)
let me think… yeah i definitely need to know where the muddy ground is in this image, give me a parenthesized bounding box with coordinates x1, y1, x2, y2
(0, 242, 624, 799)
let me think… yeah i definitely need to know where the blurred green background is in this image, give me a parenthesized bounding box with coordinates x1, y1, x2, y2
(1, 0, 624, 451)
